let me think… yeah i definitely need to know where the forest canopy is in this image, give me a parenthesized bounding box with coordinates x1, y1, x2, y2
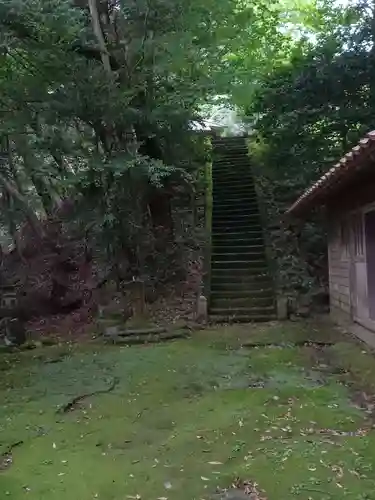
(0, 0, 371, 282)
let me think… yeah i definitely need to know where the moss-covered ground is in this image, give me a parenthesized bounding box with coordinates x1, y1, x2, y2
(1, 319, 375, 499)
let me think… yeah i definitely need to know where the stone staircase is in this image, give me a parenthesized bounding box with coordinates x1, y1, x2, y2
(209, 136, 276, 322)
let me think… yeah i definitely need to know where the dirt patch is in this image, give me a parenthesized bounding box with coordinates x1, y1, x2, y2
(214, 478, 268, 500)
(302, 340, 375, 425)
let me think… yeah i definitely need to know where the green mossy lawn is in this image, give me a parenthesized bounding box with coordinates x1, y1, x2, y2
(1, 320, 375, 500)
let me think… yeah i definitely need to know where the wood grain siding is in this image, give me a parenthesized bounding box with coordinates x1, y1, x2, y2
(328, 223, 351, 316)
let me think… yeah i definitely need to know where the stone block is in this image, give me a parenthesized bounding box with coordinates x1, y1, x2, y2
(276, 296, 288, 320)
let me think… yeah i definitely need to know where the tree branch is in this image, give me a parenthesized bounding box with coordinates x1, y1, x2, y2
(88, 0, 112, 76)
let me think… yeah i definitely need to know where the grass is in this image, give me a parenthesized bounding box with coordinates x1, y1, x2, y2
(1, 320, 375, 499)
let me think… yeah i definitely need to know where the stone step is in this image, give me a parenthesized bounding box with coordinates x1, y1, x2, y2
(210, 279, 273, 291)
(212, 242, 264, 251)
(212, 216, 261, 225)
(212, 180, 255, 189)
(212, 233, 264, 243)
(210, 296, 274, 309)
(212, 146, 248, 152)
(213, 157, 250, 164)
(212, 203, 259, 212)
(212, 219, 261, 230)
(212, 137, 247, 144)
(211, 267, 270, 278)
(212, 196, 258, 205)
(213, 175, 253, 184)
(211, 259, 268, 270)
(209, 313, 276, 323)
(212, 192, 257, 201)
(209, 142, 275, 324)
(106, 331, 188, 345)
(212, 175, 254, 186)
(212, 231, 263, 240)
(213, 196, 258, 206)
(212, 250, 265, 261)
(209, 305, 276, 317)
(212, 163, 250, 171)
(212, 159, 249, 166)
(212, 208, 259, 217)
(213, 243, 265, 251)
(212, 200, 259, 210)
(212, 191, 257, 201)
(212, 167, 252, 175)
(212, 229, 263, 236)
(210, 288, 274, 297)
(212, 208, 260, 218)
(212, 229, 263, 237)
(212, 224, 262, 234)
(212, 242, 264, 250)
(212, 241, 265, 251)
(212, 151, 249, 159)
(213, 212, 260, 221)
(212, 227, 262, 236)
(212, 146, 248, 154)
(212, 161, 251, 169)
(212, 171, 252, 180)
(212, 182, 256, 197)
(213, 183, 255, 192)
(212, 142, 247, 150)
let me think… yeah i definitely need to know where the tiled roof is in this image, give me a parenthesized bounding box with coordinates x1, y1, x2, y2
(287, 130, 375, 216)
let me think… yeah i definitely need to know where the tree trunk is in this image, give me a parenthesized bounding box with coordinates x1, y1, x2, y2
(0, 174, 44, 239)
(370, 1, 375, 114)
(5, 193, 23, 258)
(15, 135, 54, 214)
(88, 0, 112, 76)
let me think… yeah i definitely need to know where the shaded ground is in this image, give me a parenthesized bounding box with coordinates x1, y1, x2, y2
(1, 319, 375, 499)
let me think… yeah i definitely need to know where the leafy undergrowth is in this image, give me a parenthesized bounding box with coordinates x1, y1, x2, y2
(1, 321, 375, 499)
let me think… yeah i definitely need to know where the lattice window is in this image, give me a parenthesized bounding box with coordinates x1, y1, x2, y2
(340, 219, 350, 259)
(352, 214, 364, 257)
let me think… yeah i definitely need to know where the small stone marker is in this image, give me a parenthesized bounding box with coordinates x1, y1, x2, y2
(276, 296, 288, 320)
(104, 325, 119, 338)
(196, 294, 208, 322)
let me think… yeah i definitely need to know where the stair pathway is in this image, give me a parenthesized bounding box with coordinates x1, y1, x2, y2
(209, 137, 276, 322)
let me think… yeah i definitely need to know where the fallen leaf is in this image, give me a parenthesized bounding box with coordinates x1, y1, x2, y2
(164, 482, 172, 490)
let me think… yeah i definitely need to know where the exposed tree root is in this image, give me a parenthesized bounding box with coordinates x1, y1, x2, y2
(0, 440, 23, 471)
(298, 487, 332, 498)
(57, 376, 119, 414)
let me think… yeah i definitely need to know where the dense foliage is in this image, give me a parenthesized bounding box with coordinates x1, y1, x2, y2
(0, 0, 373, 301)
(239, 0, 375, 296)
(0, 0, 240, 274)
(0, 0, 302, 280)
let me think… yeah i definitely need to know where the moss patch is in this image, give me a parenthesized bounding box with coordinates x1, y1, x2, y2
(1, 321, 375, 499)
